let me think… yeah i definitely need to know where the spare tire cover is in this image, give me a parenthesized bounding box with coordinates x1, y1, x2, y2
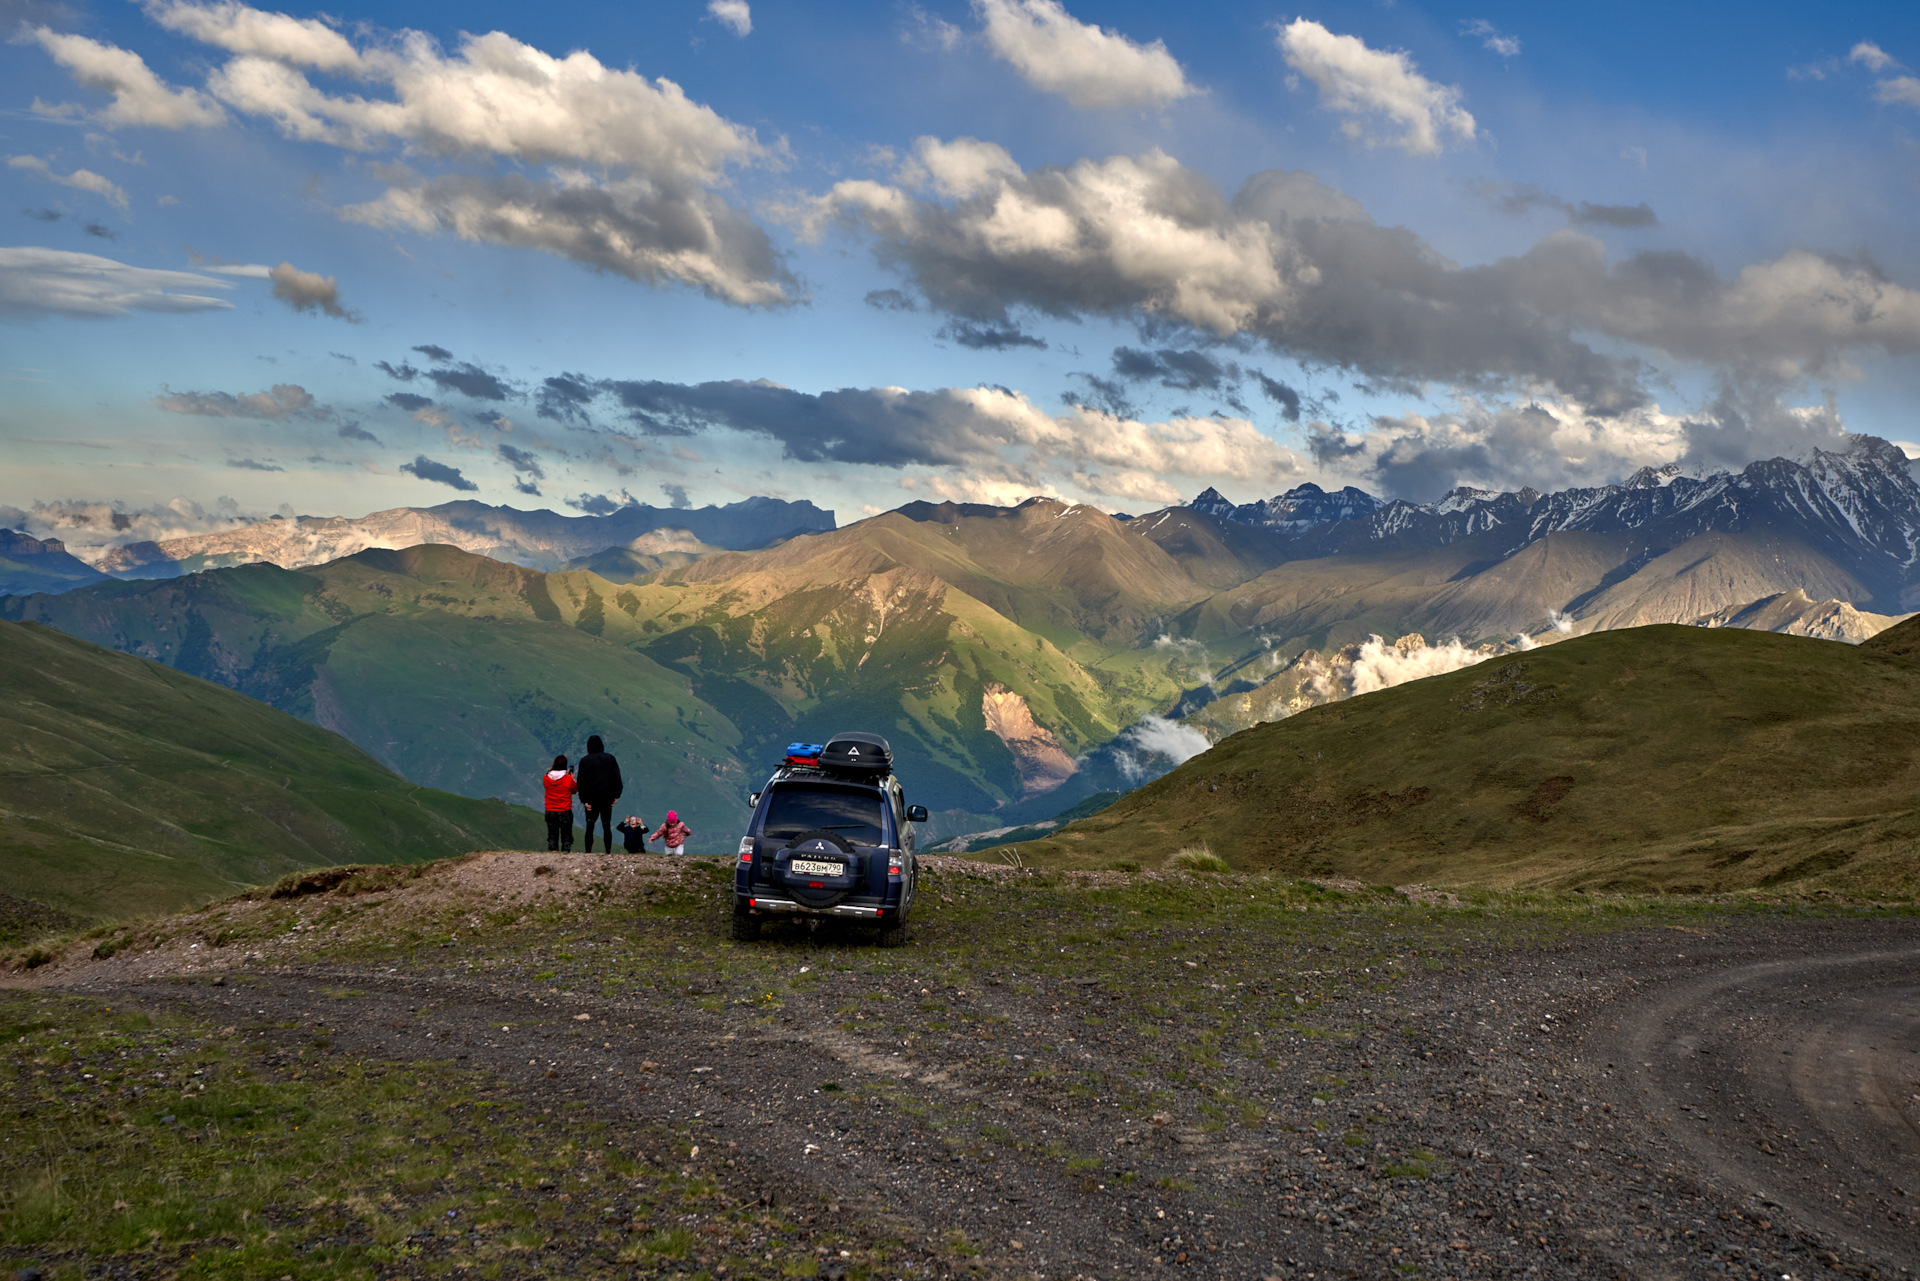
(774, 830, 863, 908)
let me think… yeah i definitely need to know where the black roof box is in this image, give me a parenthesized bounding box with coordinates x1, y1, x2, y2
(819, 732, 892, 777)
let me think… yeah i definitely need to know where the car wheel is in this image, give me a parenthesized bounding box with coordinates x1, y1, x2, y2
(730, 909, 761, 942)
(876, 913, 909, 949)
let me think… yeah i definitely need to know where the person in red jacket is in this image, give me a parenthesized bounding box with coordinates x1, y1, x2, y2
(649, 810, 692, 856)
(542, 754, 577, 852)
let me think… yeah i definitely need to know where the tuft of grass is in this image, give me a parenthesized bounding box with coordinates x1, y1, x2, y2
(1166, 844, 1231, 874)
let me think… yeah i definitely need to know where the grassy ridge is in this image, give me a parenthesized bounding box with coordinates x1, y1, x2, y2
(992, 622, 1920, 896)
(0, 620, 536, 924)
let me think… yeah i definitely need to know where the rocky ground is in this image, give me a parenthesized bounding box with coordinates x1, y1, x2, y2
(4, 851, 1918, 1281)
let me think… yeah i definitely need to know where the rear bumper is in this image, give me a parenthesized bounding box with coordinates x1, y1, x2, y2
(742, 895, 886, 919)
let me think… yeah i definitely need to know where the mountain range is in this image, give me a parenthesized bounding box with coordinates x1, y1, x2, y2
(8, 436, 1920, 841)
(40, 495, 835, 584)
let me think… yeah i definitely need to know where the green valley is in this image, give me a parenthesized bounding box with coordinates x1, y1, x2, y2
(0, 620, 533, 924)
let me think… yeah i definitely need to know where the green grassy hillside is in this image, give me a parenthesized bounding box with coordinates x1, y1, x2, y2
(990, 622, 1920, 896)
(0, 620, 536, 923)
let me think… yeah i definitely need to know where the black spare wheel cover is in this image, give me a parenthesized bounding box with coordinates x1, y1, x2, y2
(776, 830, 861, 908)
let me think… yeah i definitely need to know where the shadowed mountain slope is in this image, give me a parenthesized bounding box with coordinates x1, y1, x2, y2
(0, 619, 534, 922)
(990, 621, 1920, 896)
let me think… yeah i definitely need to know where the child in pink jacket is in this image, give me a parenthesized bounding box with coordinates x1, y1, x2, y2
(649, 810, 692, 856)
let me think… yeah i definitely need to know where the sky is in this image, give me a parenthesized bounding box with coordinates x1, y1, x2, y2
(3, 0, 1919, 549)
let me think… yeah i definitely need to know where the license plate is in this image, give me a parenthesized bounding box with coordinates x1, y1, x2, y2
(790, 858, 845, 877)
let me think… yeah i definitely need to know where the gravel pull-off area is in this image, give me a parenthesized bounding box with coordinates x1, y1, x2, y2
(8, 853, 1919, 1280)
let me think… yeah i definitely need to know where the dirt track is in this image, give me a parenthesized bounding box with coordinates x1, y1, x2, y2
(11, 858, 1920, 1279)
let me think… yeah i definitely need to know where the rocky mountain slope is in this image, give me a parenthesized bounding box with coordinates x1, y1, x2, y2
(0, 619, 532, 921)
(85, 496, 834, 580)
(0, 528, 109, 596)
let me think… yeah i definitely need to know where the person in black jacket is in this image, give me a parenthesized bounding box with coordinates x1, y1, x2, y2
(576, 734, 624, 854)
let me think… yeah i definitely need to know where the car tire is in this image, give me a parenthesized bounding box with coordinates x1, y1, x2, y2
(730, 909, 761, 942)
(876, 913, 909, 949)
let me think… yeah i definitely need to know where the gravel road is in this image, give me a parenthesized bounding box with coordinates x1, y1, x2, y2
(20, 862, 1920, 1281)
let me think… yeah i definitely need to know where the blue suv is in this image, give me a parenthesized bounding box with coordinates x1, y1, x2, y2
(731, 732, 927, 947)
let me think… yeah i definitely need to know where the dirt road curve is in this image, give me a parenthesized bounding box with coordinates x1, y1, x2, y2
(12, 857, 1920, 1280)
(1594, 946, 1920, 1277)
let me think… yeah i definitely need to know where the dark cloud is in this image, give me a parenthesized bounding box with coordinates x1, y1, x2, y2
(497, 442, 545, 478)
(571, 491, 635, 516)
(154, 384, 322, 420)
(537, 373, 598, 424)
(1304, 422, 1366, 466)
(83, 221, 115, 239)
(513, 479, 541, 496)
(375, 360, 419, 381)
(427, 362, 513, 401)
(384, 392, 434, 412)
(412, 344, 454, 361)
(269, 262, 360, 320)
(1253, 371, 1301, 421)
(337, 422, 381, 444)
(226, 458, 284, 471)
(1064, 373, 1137, 419)
(1571, 202, 1658, 229)
(939, 320, 1046, 350)
(329, 351, 357, 364)
(1112, 346, 1234, 392)
(24, 208, 63, 222)
(864, 288, 920, 312)
(400, 454, 479, 491)
(661, 482, 691, 509)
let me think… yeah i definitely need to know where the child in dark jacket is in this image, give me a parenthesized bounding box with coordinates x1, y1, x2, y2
(543, 754, 577, 852)
(617, 816, 649, 853)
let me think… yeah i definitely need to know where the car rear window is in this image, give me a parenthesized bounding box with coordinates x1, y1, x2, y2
(761, 783, 886, 846)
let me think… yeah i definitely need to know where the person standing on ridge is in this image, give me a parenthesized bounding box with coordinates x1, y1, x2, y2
(542, 754, 577, 853)
(650, 810, 692, 856)
(576, 734, 624, 854)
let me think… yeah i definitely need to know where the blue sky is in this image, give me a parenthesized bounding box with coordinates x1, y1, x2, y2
(3, 0, 1919, 551)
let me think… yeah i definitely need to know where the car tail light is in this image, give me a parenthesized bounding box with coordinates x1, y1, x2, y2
(737, 837, 753, 862)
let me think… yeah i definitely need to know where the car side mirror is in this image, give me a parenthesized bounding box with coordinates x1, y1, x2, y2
(749, 792, 761, 806)
(906, 805, 928, 823)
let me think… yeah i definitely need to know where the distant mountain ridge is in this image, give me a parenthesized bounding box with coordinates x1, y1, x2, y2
(1189, 436, 1920, 611)
(84, 496, 835, 581)
(0, 528, 111, 596)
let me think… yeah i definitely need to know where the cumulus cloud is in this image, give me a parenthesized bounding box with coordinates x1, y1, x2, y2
(153, 382, 323, 419)
(27, 27, 225, 129)
(1277, 19, 1475, 156)
(268, 260, 359, 319)
(1343, 634, 1489, 696)
(973, 0, 1193, 110)
(705, 0, 751, 37)
(1460, 19, 1519, 59)
(341, 170, 792, 306)
(1850, 42, 1897, 73)
(400, 454, 479, 491)
(0, 247, 232, 318)
(1876, 77, 1920, 109)
(6, 155, 129, 210)
(33, 5, 792, 304)
(803, 146, 1920, 414)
